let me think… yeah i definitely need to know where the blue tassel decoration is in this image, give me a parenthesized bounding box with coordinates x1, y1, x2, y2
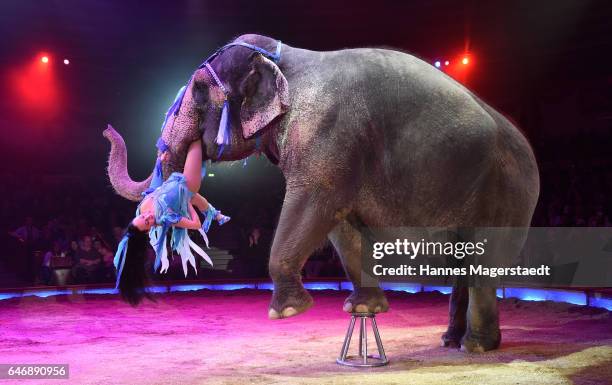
(216, 100, 230, 145)
(141, 143, 166, 197)
(151, 158, 164, 188)
(215, 100, 230, 158)
(202, 204, 218, 233)
(153, 224, 169, 272)
(113, 234, 130, 290)
(161, 85, 187, 132)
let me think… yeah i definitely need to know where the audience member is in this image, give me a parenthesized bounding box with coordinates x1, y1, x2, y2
(72, 235, 102, 283)
(41, 241, 61, 285)
(8, 216, 41, 284)
(98, 245, 116, 283)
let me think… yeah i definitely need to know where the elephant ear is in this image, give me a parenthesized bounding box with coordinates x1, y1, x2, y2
(239, 54, 290, 139)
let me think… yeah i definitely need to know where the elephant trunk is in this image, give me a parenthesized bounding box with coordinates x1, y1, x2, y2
(103, 125, 153, 202)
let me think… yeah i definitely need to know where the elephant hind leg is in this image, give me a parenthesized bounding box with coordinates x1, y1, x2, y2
(441, 287, 468, 348)
(328, 218, 389, 314)
(443, 286, 501, 352)
(461, 287, 501, 352)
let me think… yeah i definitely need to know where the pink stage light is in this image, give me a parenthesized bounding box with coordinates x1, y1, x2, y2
(8, 52, 62, 119)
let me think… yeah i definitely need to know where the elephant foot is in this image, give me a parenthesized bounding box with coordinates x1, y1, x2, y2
(342, 287, 389, 314)
(440, 328, 464, 349)
(268, 285, 313, 320)
(460, 329, 501, 353)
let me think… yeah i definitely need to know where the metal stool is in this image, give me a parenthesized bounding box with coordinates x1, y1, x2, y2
(337, 312, 389, 367)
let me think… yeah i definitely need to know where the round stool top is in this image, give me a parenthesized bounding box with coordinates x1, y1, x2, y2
(350, 312, 376, 317)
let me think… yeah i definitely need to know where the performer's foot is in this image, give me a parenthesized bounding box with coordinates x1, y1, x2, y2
(216, 212, 231, 226)
(200, 204, 230, 232)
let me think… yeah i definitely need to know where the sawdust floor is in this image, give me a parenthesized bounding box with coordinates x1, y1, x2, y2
(0, 289, 610, 385)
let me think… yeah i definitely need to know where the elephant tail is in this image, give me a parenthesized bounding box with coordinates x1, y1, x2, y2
(103, 124, 153, 202)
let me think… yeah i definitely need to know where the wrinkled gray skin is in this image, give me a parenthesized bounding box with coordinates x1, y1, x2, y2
(105, 34, 539, 352)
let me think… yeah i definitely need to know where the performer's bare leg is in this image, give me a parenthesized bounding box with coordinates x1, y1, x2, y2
(178, 139, 230, 226)
(183, 140, 202, 193)
(191, 194, 210, 212)
(191, 193, 229, 222)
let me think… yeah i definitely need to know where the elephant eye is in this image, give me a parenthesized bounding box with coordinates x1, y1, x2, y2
(193, 83, 210, 106)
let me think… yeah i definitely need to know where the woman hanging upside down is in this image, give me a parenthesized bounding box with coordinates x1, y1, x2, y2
(114, 139, 230, 305)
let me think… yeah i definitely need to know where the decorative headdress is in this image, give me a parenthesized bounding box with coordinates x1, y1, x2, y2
(158, 40, 282, 159)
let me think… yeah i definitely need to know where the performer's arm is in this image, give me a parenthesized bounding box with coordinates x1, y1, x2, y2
(174, 203, 202, 230)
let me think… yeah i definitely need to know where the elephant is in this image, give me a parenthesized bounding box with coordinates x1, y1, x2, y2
(104, 34, 539, 352)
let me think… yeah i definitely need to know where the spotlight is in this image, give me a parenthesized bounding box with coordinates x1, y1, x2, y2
(41, 56, 49, 64)
(462, 57, 469, 65)
(63, 59, 69, 65)
(444, 60, 449, 66)
(434, 61, 441, 68)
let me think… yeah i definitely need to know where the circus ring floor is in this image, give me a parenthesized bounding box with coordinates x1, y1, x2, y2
(0, 289, 610, 385)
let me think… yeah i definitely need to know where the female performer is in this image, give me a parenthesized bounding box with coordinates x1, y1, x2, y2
(114, 139, 229, 305)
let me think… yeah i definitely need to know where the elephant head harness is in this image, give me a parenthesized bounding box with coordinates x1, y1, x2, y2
(147, 40, 282, 192)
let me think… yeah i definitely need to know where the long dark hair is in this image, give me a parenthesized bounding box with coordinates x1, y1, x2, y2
(118, 223, 156, 306)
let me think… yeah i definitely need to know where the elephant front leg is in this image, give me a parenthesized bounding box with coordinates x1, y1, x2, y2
(268, 188, 338, 319)
(328, 219, 389, 314)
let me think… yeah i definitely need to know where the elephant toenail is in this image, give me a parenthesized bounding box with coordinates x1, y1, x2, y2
(281, 307, 297, 318)
(268, 308, 281, 320)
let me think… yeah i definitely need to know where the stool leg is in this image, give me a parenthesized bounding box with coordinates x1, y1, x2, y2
(371, 317, 387, 362)
(358, 318, 363, 357)
(360, 317, 368, 364)
(339, 316, 356, 362)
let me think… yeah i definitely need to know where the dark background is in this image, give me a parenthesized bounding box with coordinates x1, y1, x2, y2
(1, 0, 610, 175)
(0, 0, 610, 286)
